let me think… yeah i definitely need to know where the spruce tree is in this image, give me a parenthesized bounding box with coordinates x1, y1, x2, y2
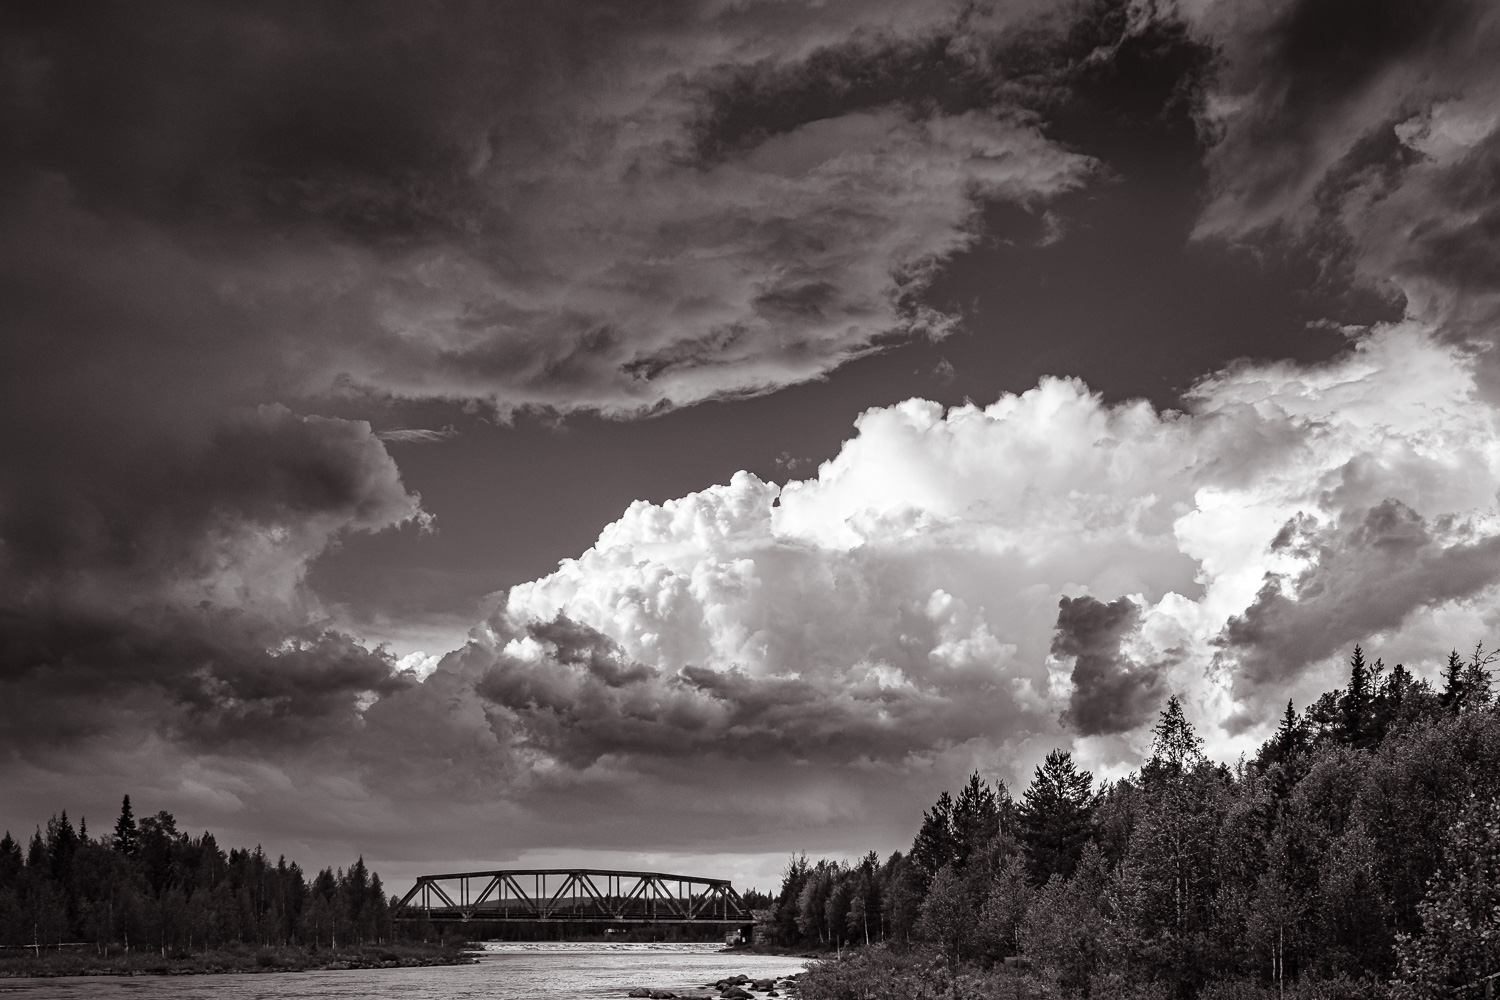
(911, 791, 957, 882)
(1440, 650, 1466, 713)
(1273, 700, 1303, 761)
(1374, 662, 1413, 738)
(1339, 645, 1372, 747)
(0, 832, 21, 890)
(113, 795, 138, 856)
(1259, 701, 1309, 798)
(951, 772, 1001, 869)
(1018, 749, 1095, 885)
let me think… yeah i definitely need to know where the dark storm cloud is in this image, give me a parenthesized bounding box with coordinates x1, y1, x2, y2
(0, 605, 408, 751)
(1394, 128, 1500, 297)
(1053, 595, 1162, 737)
(1219, 499, 1500, 693)
(0, 2, 625, 231)
(523, 616, 656, 688)
(0, 402, 423, 758)
(462, 608, 1002, 769)
(1220, 0, 1470, 216)
(1195, 0, 1500, 344)
(0, 404, 421, 593)
(0, 0, 1094, 420)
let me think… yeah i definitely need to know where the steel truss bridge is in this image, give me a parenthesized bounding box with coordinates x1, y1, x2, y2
(394, 868, 754, 925)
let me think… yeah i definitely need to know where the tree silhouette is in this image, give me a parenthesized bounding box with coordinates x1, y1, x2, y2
(1018, 749, 1095, 885)
(111, 796, 137, 857)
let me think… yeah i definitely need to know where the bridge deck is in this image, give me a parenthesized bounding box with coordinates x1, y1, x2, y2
(394, 867, 754, 924)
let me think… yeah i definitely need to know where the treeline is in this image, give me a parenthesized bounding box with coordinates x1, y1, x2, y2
(0, 797, 396, 954)
(780, 646, 1500, 999)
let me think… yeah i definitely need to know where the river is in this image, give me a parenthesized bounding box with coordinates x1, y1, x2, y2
(0, 942, 810, 999)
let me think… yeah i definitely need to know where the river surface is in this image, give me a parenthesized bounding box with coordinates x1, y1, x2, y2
(0, 942, 810, 999)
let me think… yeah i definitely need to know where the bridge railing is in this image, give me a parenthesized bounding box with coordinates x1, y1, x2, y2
(394, 868, 754, 924)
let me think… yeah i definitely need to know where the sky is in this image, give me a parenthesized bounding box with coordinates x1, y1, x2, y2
(3, 0, 1500, 893)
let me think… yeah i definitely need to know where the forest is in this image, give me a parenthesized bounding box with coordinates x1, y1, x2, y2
(0, 797, 399, 957)
(787, 646, 1500, 1000)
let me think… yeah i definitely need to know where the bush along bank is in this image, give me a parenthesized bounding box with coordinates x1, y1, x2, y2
(779, 645, 1500, 1000)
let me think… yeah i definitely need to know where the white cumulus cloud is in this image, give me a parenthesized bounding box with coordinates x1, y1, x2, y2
(465, 322, 1500, 787)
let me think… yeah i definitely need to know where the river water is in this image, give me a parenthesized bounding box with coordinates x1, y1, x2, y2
(0, 942, 810, 999)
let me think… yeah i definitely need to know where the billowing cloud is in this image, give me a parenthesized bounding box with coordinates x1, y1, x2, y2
(457, 323, 1500, 787)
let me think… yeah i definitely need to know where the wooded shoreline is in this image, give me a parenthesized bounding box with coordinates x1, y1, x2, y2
(773, 645, 1500, 1000)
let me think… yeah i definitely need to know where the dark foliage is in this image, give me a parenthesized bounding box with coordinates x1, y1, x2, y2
(0, 797, 395, 955)
(788, 643, 1500, 1000)
(1018, 750, 1096, 885)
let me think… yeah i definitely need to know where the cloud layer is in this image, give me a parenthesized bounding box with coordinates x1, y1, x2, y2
(0, 1, 1093, 418)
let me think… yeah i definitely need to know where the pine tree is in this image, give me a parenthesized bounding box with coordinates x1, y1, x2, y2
(1440, 650, 1466, 713)
(1145, 695, 1205, 776)
(1374, 662, 1414, 738)
(112, 796, 138, 856)
(0, 832, 21, 890)
(45, 812, 78, 884)
(1018, 749, 1095, 885)
(1260, 700, 1309, 797)
(910, 791, 957, 883)
(1270, 701, 1305, 763)
(26, 828, 45, 869)
(773, 854, 810, 945)
(951, 772, 1000, 869)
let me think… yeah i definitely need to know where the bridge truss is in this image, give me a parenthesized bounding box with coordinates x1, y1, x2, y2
(394, 868, 754, 925)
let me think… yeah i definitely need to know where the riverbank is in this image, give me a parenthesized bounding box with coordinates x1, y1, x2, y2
(0, 940, 474, 977)
(794, 947, 1044, 1000)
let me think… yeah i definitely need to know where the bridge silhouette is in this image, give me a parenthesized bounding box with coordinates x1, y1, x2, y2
(394, 868, 755, 926)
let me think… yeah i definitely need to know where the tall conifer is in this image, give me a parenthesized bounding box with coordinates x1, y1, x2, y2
(1018, 750, 1095, 885)
(112, 795, 138, 856)
(1340, 646, 1372, 747)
